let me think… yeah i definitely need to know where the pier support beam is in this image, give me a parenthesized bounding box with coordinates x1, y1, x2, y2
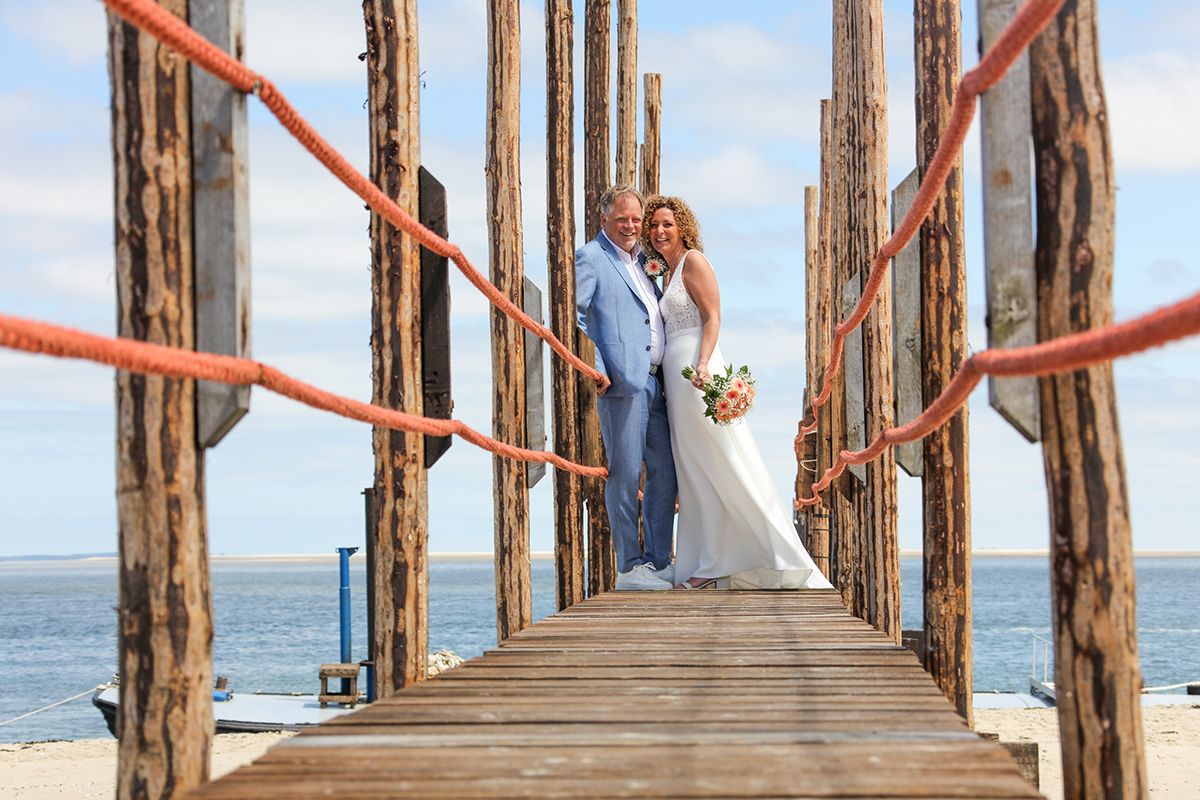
(915, 0, 972, 723)
(108, 3, 213, 795)
(582, 0, 616, 594)
(1030, 1, 1147, 794)
(488, 0, 533, 639)
(546, 0, 586, 610)
(364, 0, 429, 693)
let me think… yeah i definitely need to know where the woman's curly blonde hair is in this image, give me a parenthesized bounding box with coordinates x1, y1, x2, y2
(641, 194, 703, 255)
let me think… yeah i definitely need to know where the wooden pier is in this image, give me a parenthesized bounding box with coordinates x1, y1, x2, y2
(187, 591, 1037, 798)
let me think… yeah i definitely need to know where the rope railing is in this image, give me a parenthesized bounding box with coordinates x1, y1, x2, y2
(100, 0, 603, 386)
(0, 313, 607, 478)
(799, 0, 1064, 439)
(795, 290, 1200, 507)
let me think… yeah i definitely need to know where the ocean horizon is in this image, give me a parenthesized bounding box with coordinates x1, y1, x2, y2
(3, 555, 1198, 744)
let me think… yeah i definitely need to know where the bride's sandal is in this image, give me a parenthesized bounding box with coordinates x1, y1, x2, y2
(675, 577, 718, 590)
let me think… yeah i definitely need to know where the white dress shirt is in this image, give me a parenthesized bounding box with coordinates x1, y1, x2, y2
(601, 230, 665, 366)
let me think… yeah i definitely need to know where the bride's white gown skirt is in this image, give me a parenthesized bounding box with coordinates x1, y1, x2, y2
(663, 327, 833, 590)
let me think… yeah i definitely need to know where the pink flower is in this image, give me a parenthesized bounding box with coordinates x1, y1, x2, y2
(725, 388, 740, 401)
(716, 399, 731, 414)
(732, 378, 747, 392)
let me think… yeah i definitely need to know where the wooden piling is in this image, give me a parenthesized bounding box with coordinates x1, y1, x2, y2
(915, 0, 972, 722)
(801, 185, 820, 508)
(582, 0, 616, 594)
(1030, 1, 1147, 794)
(487, 0, 533, 639)
(640, 72, 661, 195)
(615, 0, 637, 186)
(363, 0, 429, 692)
(811, 99, 835, 582)
(107, 5, 213, 795)
(546, 0, 585, 610)
(827, 0, 853, 609)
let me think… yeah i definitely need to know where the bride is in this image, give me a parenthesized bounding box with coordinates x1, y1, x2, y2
(642, 195, 833, 591)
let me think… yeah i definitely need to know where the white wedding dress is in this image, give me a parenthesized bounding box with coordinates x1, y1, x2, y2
(660, 253, 833, 590)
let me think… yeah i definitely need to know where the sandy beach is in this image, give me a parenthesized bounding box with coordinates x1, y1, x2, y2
(2, 706, 1195, 798)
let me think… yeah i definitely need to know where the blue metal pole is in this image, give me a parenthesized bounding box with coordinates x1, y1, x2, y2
(337, 547, 358, 695)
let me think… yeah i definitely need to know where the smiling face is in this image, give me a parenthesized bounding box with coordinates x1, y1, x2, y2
(600, 193, 644, 253)
(648, 207, 681, 254)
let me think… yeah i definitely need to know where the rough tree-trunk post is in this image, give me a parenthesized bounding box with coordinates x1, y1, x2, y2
(640, 72, 661, 195)
(915, 0, 972, 721)
(615, 0, 637, 186)
(363, 0, 428, 692)
(546, 0, 585, 610)
(1030, 1, 1148, 794)
(828, 0, 854, 607)
(488, 0, 533, 639)
(801, 185, 821, 512)
(582, 0, 615, 594)
(850, 0, 898, 641)
(810, 98, 835, 580)
(108, 4, 214, 795)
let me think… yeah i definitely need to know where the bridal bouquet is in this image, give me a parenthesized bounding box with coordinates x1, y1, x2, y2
(681, 364, 757, 425)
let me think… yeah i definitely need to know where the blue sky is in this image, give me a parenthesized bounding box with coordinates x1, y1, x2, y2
(1, 0, 1197, 557)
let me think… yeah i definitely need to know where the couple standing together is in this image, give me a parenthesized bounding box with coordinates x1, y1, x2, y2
(576, 185, 833, 591)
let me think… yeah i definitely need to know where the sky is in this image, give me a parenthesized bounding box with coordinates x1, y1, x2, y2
(1, 0, 1197, 558)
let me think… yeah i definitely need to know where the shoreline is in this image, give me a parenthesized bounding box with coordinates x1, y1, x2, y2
(4, 549, 1199, 567)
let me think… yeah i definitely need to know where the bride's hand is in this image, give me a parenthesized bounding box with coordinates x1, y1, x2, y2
(690, 363, 711, 390)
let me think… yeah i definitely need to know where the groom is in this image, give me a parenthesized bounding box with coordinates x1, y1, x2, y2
(576, 184, 677, 591)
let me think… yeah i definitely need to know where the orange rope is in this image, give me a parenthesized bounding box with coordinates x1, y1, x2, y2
(795, 291, 1200, 507)
(0, 314, 607, 479)
(800, 0, 1065, 437)
(101, 0, 603, 386)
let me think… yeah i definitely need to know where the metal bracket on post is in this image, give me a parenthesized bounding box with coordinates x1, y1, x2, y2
(191, 0, 250, 448)
(891, 168, 924, 477)
(419, 166, 453, 467)
(842, 272, 867, 483)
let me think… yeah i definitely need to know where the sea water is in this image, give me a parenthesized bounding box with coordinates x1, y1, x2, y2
(2, 556, 1197, 743)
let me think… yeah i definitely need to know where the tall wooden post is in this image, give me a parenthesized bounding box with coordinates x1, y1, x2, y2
(363, 0, 428, 694)
(801, 185, 821, 506)
(546, 0, 585, 610)
(488, 0, 533, 639)
(828, 0, 856, 610)
(639, 72, 661, 195)
(1030, 1, 1147, 794)
(810, 98, 835, 580)
(108, 4, 213, 795)
(915, 0, 972, 721)
(615, 0, 637, 186)
(582, 0, 616, 594)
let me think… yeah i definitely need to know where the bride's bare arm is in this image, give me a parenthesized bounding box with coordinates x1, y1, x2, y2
(682, 251, 721, 389)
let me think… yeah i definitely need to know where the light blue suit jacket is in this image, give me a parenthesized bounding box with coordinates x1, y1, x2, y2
(575, 234, 661, 396)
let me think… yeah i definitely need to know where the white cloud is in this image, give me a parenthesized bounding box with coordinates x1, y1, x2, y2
(1107, 50, 1200, 173)
(2, 1, 106, 66)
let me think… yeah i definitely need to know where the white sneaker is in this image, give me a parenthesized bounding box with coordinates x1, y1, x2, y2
(615, 563, 672, 591)
(650, 561, 675, 585)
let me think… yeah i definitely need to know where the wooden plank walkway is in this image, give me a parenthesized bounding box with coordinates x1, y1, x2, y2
(188, 591, 1040, 798)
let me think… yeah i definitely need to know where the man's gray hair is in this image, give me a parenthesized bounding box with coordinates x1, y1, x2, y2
(599, 184, 644, 215)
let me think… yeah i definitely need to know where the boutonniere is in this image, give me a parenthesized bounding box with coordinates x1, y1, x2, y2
(643, 252, 667, 282)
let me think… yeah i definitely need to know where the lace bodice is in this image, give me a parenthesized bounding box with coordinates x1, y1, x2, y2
(659, 251, 703, 335)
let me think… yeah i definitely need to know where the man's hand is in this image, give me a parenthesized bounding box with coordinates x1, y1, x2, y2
(596, 374, 612, 395)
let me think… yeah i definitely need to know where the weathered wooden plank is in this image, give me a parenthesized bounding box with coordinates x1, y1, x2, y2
(108, 4, 213, 794)
(978, 0, 1040, 443)
(639, 72, 662, 195)
(418, 166, 452, 468)
(487, 0, 532, 641)
(522, 277, 546, 488)
(890, 167, 923, 477)
(364, 0, 428, 695)
(841, 272, 867, 482)
(545, 0, 586, 610)
(1030, 1, 1147, 795)
(192, 592, 1039, 799)
(615, 0, 637, 186)
(190, 0, 250, 449)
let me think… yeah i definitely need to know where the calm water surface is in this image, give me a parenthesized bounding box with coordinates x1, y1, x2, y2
(2, 556, 1197, 742)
